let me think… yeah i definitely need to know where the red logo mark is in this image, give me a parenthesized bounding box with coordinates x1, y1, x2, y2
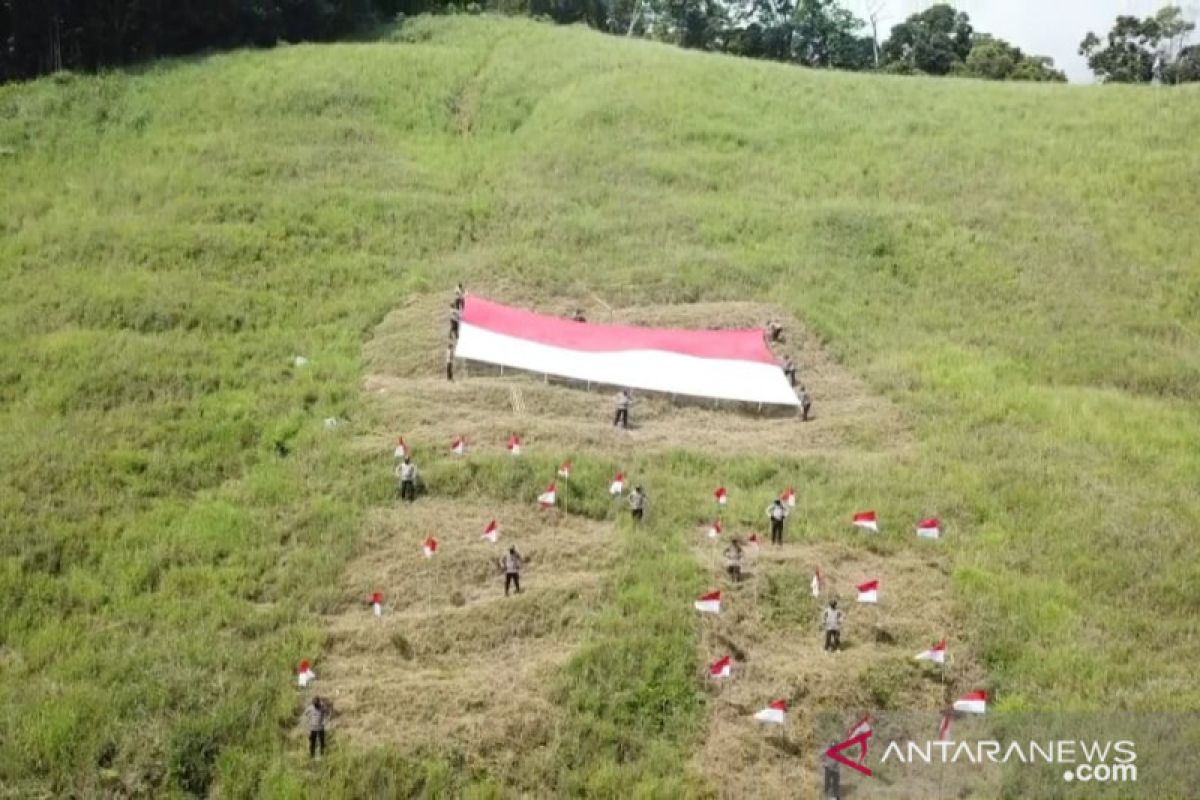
(825, 731, 873, 777)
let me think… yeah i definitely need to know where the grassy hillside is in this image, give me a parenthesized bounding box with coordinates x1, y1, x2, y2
(1, 15, 1198, 797)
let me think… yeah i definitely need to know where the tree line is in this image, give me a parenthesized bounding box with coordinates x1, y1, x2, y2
(2, 0, 1197, 84)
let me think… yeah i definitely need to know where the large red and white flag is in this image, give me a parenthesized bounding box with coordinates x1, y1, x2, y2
(811, 566, 822, 598)
(915, 640, 947, 664)
(780, 487, 796, 508)
(714, 487, 728, 506)
(754, 700, 787, 725)
(370, 591, 383, 617)
(707, 520, 722, 539)
(610, 473, 625, 496)
(916, 517, 941, 539)
(856, 579, 879, 604)
(938, 711, 953, 741)
(507, 434, 521, 456)
(394, 436, 408, 459)
(422, 536, 438, 558)
(953, 691, 988, 714)
(454, 297, 800, 407)
(481, 519, 499, 543)
(297, 659, 316, 688)
(538, 483, 557, 508)
(853, 511, 878, 532)
(710, 655, 733, 679)
(558, 461, 572, 479)
(450, 436, 466, 456)
(694, 591, 721, 614)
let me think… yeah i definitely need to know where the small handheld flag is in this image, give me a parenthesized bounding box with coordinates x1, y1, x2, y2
(714, 487, 728, 506)
(707, 520, 722, 539)
(481, 519, 499, 543)
(558, 462, 572, 479)
(938, 712, 953, 741)
(370, 591, 383, 617)
(915, 640, 947, 664)
(747, 532, 761, 549)
(422, 536, 438, 557)
(394, 436, 408, 459)
(297, 660, 316, 688)
(754, 700, 787, 725)
(953, 691, 987, 714)
(916, 518, 941, 539)
(781, 487, 796, 508)
(610, 473, 625, 496)
(538, 483, 557, 508)
(710, 655, 732, 679)
(450, 436, 466, 456)
(852, 511, 878, 532)
(694, 591, 721, 614)
(856, 579, 879, 603)
(811, 567, 822, 598)
(507, 434, 521, 456)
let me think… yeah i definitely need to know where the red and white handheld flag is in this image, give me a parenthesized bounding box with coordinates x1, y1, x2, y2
(915, 640, 947, 664)
(747, 532, 761, 549)
(714, 487, 728, 506)
(916, 518, 941, 539)
(450, 436, 466, 456)
(558, 461, 572, 479)
(707, 520, 723, 539)
(694, 590, 721, 614)
(938, 711, 953, 741)
(481, 519, 499, 543)
(953, 691, 987, 714)
(422, 536, 438, 558)
(754, 699, 787, 725)
(710, 655, 733, 679)
(852, 511, 878, 532)
(507, 434, 521, 456)
(370, 591, 383, 617)
(394, 436, 408, 459)
(811, 567, 822, 598)
(297, 659, 316, 688)
(609, 473, 625, 496)
(781, 487, 796, 508)
(538, 483, 557, 508)
(856, 579, 879, 604)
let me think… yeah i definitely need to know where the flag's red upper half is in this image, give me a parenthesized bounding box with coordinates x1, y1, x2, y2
(462, 297, 777, 364)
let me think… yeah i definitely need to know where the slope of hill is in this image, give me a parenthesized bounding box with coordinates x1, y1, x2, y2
(1, 15, 1197, 797)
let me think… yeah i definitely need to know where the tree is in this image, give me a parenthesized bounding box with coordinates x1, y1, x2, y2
(959, 33, 1065, 82)
(1080, 6, 1196, 84)
(791, 0, 869, 69)
(881, 3, 972, 75)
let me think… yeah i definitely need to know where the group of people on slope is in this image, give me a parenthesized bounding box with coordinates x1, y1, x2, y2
(766, 319, 813, 421)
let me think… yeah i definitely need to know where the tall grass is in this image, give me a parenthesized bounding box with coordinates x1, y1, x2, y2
(1, 14, 1198, 796)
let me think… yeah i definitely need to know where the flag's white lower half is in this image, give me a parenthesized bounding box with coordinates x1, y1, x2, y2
(456, 324, 799, 406)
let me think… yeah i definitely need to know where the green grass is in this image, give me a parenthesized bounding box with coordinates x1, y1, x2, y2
(1, 14, 1199, 796)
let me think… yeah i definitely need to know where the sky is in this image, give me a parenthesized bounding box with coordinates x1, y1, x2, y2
(853, 0, 1200, 82)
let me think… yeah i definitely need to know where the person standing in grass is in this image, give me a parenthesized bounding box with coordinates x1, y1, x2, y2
(822, 742, 842, 799)
(822, 599, 843, 652)
(453, 283, 465, 310)
(766, 498, 788, 546)
(628, 486, 648, 523)
(724, 538, 744, 582)
(501, 546, 522, 596)
(798, 386, 813, 422)
(613, 389, 632, 428)
(782, 356, 797, 387)
(572, 308, 586, 322)
(396, 456, 417, 502)
(303, 697, 329, 758)
(766, 319, 784, 344)
(445, 343, 455, 382)
(449, 304, 461, 340)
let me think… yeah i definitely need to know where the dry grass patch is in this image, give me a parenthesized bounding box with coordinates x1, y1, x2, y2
(363, 292, 911, 460)
(687, 538, 985, 799)
(318, 497, 614, 779)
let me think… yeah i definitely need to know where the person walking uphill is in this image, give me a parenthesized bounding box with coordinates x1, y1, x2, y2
(629, 486, 647, 523)
(501, 546, 522, 596)
(396, 457, 417, 502)
(822, 599, 844, 652)
(724, 538, 744, 582)
(613, 389, 632, 429)
(303, 697, 329, 758)
(766, 498, 789, 546)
